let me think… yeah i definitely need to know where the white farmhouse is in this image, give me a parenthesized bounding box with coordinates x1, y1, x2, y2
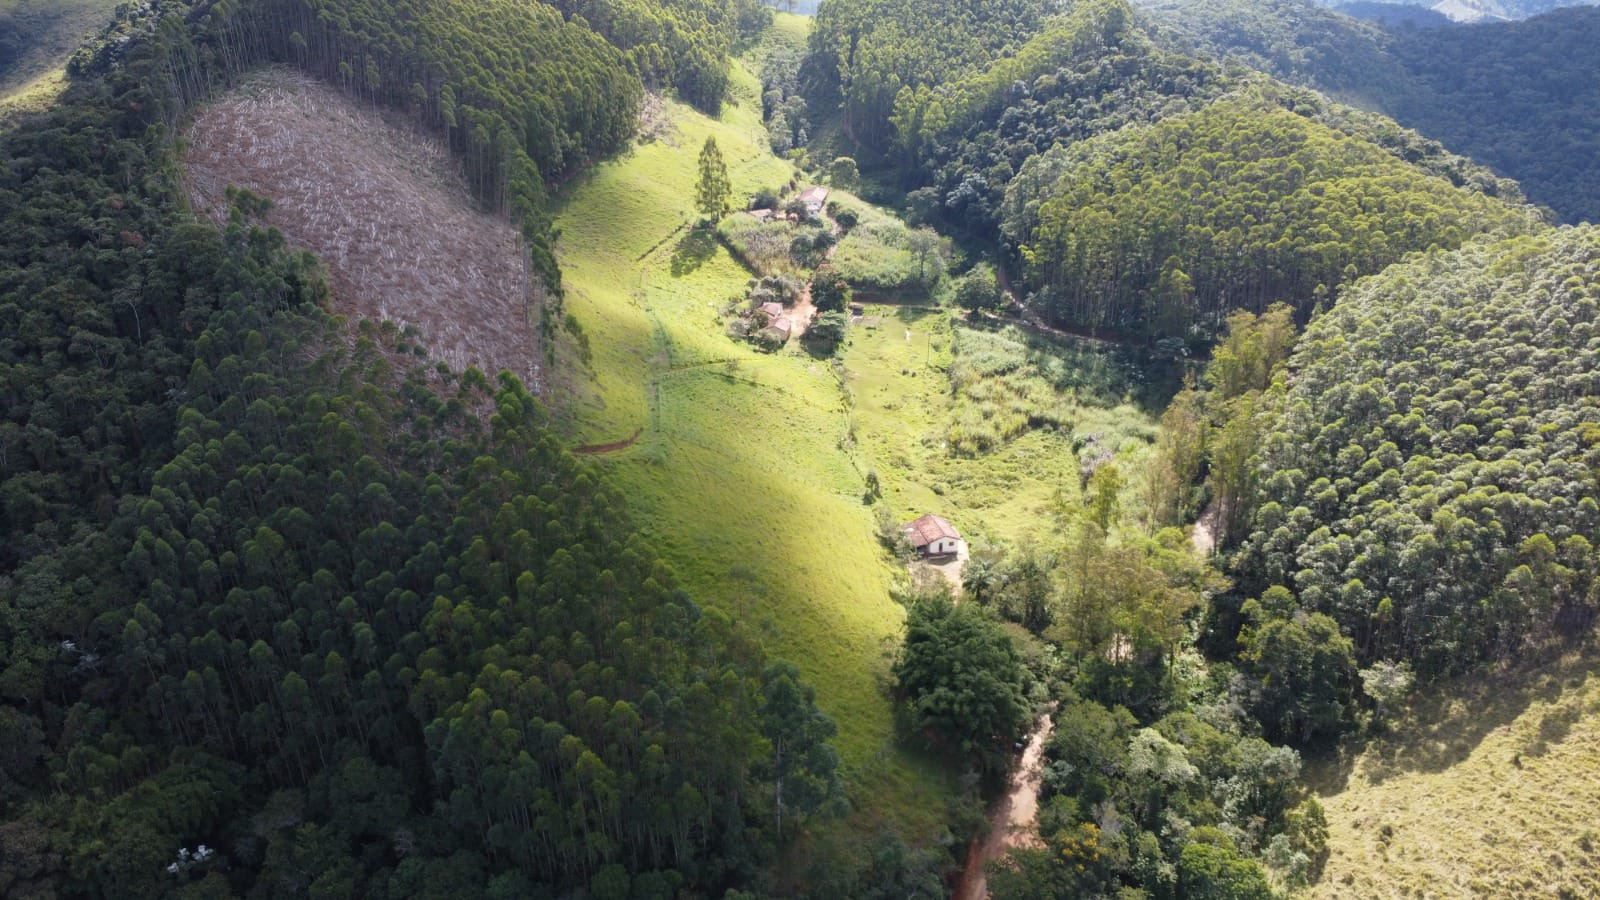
(903, 514, 963, 557)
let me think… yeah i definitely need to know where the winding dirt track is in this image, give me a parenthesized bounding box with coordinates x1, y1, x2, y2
(952, 713, 1056, 900)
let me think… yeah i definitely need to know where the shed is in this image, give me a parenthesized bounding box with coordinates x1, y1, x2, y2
(903, 514, 962, 557)
(799, 186, 830, 214)
(759, 301, 785, 320)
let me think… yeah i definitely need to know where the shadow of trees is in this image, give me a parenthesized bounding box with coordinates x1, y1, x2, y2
(671, 228, 718, 276)
(1306, 649, 1600, 797)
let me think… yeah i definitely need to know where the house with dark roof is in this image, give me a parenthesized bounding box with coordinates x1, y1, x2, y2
(903, 514, 962, 557)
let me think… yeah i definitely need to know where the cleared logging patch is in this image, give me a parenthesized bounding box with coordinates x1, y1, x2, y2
(183, 68, 542, 390)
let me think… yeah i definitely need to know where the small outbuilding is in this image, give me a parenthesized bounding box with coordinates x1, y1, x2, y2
(903, 514, 963, 557)
(799, 186, 830, 214)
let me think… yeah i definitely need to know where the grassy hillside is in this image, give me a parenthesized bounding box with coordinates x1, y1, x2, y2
(1310, 651, 1600, 897)
(550, 52, 959, 845)
(0, 0, 117, 119)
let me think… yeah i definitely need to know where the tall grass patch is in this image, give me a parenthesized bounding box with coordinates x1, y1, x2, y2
(946, 325, 1160, 457)
(843, 309, 1167, 548)
(832, 219, 946, 295)
(718, 214, 830, 277)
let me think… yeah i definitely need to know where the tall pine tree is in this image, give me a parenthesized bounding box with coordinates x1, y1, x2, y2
(695, 136, 732, 221)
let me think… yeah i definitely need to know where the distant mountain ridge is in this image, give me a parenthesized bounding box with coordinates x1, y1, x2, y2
(1139, 0, 1600, 222)
(1333, 2, 1455, 27)
(1317, 0, 1599, 22)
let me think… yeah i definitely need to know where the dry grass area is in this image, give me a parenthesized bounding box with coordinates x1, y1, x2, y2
(0, 0, 119, 122)
(183, 68, 542, 390)
(1309, 651, 1600, 898)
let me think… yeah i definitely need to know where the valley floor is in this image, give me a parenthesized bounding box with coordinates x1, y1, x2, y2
(547, 53, 957, 852)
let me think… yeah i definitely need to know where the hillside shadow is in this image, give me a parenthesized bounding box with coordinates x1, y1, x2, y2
(671, 229, 718, 276)
(1311, 648, 1600, 797)
(799, 340, 839, 361)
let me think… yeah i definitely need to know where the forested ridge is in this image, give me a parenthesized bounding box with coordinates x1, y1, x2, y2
(1315, 0, 1600, 20)
(61, 0, 769, 288)
(1136, 0, 1406, 109)
(802, 0, 1059, 149)
(1004, 89, 1538, 341)
(1, 0, 837, 896)
(801, 0, 1537, 344)
(1141, 0, 1600, 223)
(1229, 227, 1600, 676)
(1384, 7, 1600, 224)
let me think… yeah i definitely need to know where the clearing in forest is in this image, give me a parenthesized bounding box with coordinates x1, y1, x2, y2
(550, 45, 959, 856)
(183, 68, 543, 390)
(1309, 652, 1600, 898)
(843, 308, 1167, 550)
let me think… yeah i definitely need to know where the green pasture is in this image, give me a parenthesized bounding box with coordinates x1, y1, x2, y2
(552, 54, 955, 840)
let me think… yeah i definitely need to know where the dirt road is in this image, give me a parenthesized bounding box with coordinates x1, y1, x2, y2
(951, 713, 1056, 900)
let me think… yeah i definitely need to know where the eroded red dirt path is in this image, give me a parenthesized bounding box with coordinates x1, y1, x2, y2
(953, 713, 1056, 900)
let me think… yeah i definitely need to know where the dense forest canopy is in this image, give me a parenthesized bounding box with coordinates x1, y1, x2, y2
(1384, 7, 1600, 224)
(0, 0, 838, 896)
(1331, 1, 1455, 27)
(803, 0, 1058, 148)
(1140, 0, 1600, 222)
(546, 0, 774, 111)
(1229, 226, 1600, 676)
(1002, 88, 1538, 342)
(1314, 0, 1600, 20)
(1136, 0, 1406, 109)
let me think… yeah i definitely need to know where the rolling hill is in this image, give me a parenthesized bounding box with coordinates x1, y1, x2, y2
(0, 0, 117, 118)
(1140, 0, 1600, 222)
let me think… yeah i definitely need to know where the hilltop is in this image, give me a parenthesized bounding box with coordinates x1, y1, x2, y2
(1141, 0, 1600, 222)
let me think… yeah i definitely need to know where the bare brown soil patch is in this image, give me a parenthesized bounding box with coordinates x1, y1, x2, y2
(182, 68, 542, 391)
(953, 712, 1056, 900)
(573, 427, 643, 455)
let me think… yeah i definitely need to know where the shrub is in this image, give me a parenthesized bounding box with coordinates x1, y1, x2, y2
(954, 263, 1004, 311)
(811, 269, 853, 312)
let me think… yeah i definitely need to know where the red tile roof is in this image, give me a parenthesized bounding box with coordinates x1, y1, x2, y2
(903, 514, 960, 548)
